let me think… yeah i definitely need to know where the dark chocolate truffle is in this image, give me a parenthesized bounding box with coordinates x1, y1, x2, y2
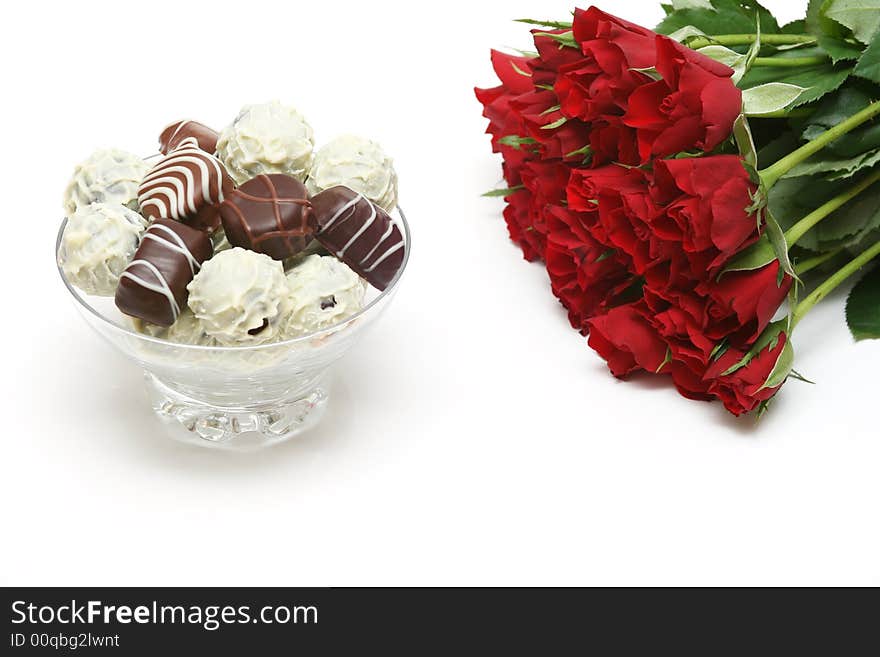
(159, 120, 219, 155)
(311, 186, 405, 291)
(218, 174, 316, 260)
(115, 219, 213, 327)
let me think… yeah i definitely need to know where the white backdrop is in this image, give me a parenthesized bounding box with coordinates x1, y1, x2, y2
(1, 0, 877, 586)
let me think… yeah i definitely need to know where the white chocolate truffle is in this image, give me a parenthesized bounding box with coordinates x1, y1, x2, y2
(132, 310, 220, 346)
(280, 255, 366, 337)
(63, 149, 151, 216)
(306, 135, 398, 211)
(216, 101, 314, 184)
(58, 202, 148, 296)
(187, 247, 290, 345)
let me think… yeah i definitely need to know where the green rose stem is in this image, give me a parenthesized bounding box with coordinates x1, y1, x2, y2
(752, 55, 828, 67)
(791, 240, 880, 328)
(760, 100, 880, 190)
(686, 34, 814, 49)
(794, 248, 843, 276)
(784, 170, 880, 246)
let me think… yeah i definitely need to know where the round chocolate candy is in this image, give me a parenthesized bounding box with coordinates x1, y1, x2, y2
(218, 174, 316, 260)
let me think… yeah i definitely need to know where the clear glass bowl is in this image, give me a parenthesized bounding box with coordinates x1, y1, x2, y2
(55, 208, 410, 450)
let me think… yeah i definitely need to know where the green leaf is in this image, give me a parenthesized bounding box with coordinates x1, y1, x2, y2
(769, 172, 880, 251)
(742, 82, 807, 115)
(846, 264, 880, 339)
(630, 66, 663, 81)
(784, 146, 880, 179)
(817, 35, 865, 62)
(798, 86, 880, 157)
(733, 114, 758, 168)
(698, 44, 747, 78)
(789, 369, 816, 384)
(656, 7, 755, 36)
(514, 18, 573, 29)
(764, 207, 800, 281)
(565, 144, 593, 161)
(672, 0, 714, 8)
(497, 135, 537, 150)
(533, 31, 577, 49)
(541, 117, 568, 130)
(806, 0, 847, 38)
(818, 186, 880, 245)
(760, 336, 795, 390)
(722, 319, 787, 375)
(722, 234, 776, 273)
(853, 31, 880, 81)
(666, 25, 709, 43)
(823, 0, 880, 44)
(739, 61, 853, 107)
(482, 185, 524, 197)
(781, 19, 807, 35)
(826, 149, 880, 179)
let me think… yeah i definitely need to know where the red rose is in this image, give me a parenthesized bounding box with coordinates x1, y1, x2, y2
(552, 8, 658, 164)
(531, 30, 587, 87)
(705, 332, 789, 416)
(475, 51, 540, 184)
(545, 204, 635, 331)
(651, 156, 759, 276)
(512, 89, 592, 162)
(623, 37, 741, 162)
(502, 189, 544, 262)
(698, 261, 792, 344)
(561, 7, 657, 119)
(586, 301, 668, 377)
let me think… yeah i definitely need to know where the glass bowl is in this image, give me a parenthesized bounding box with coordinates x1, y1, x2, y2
(55, 208, 410, 451)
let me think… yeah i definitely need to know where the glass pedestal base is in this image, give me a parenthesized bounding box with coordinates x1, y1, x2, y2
(144, 372, 330, 450)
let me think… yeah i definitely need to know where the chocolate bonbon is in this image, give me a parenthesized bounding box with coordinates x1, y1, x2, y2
(138, 137, 233, 232)
(280, 255, 365, 337)
(187, 247, 290, 345)
(59, 202, 148, 296)
(219, 174, 316, 260)
(216, 101, 315, 184)
(306, 134, 398, 211)
(159, 120, 219, 155)
(311, 186, 405, 291)
(115, 219, 213, 326)
(63, 149, 150, 215)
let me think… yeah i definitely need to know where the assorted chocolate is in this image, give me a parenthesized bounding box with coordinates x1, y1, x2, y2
(60, 102, 406, 345)
(219, 174, 316, 260)
(311, 186, 405, 290)
(115, 219, 213, 326)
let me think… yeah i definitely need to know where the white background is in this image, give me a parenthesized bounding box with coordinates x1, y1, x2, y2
(1, 0, 877, 586)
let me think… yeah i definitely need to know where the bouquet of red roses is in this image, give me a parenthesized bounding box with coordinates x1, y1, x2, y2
(476, 1, 880, 416)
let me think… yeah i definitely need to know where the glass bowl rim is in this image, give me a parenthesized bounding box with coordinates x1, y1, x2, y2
(55, 205, 411, 352)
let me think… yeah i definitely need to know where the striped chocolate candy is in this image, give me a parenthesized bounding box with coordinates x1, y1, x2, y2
(311, 186, 405, 291)
(115, 219, 213, 327)
(138, 137, 233, 233)
(159, 120, 219, 155)
(219, 174, 316, 261)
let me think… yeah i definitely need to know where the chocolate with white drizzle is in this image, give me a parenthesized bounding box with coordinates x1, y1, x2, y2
(159, 120, 219, 155)
(311, 186, 405, 290)
(138, 137, 233, 233)
(115, 219, 213, 326)
(218, 174, 316, 260)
